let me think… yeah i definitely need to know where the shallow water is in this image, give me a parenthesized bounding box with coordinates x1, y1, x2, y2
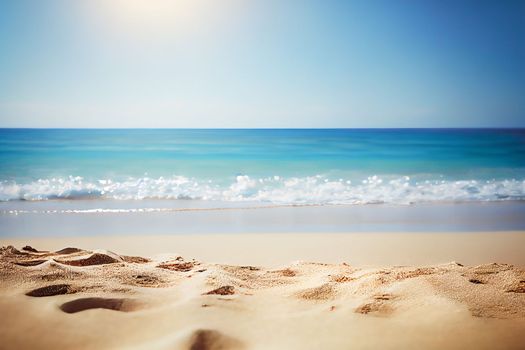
(1, 201, 524, 237)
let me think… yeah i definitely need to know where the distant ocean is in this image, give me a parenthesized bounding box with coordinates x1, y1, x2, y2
(1, 129, 524, 210)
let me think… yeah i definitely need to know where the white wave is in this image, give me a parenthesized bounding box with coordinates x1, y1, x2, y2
(1, 205, 291, 215)
(0, 175, 524, 205)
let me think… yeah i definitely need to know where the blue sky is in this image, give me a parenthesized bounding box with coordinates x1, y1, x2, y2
(0, 0, 524, 128)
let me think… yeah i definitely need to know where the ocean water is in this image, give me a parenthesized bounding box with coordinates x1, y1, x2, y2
(1, 128, 524, 208)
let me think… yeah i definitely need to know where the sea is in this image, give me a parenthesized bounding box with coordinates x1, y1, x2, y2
(1, 128, 524, 236)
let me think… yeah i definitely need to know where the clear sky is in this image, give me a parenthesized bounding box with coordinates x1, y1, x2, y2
(0, 0, 524, 128)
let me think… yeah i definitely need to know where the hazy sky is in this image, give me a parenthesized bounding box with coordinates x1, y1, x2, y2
(0, 0, 524, 128)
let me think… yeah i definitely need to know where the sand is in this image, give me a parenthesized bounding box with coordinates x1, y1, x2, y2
(1, 232, 524, 349)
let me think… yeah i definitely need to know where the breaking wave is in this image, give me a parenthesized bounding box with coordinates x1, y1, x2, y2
(1, 175, 524, 205)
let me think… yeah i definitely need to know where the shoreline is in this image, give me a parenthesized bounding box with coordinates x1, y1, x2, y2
(3, 231, 525, 268)
(2, 201, 525, 238)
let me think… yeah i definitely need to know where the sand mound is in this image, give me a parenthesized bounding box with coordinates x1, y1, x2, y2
(330, 274, 354, 283)
(296, 283, 337, 301)
(127, 274, 167, 287)
(237, 265, 261, 271)
(394, 267, 441, 280)
(211, 265, 298, 290)
(506, 280, 525, 293)
(22, 246, 39, 253)
(59, 297, 138, 313)
(55, 253, 120, 267)
(40, 269, 85, 282)
(271, 268, 297, 277)
(427, 264, 525, 318)
(470, 263, 513, 275)
(55, 247, 84, 255)
(121, 255, 150, 264)
(26, 284, 76, 297)
(157, 261, 196, 272)
(188, 329, 244, 350)
(1, 246, 29, 256)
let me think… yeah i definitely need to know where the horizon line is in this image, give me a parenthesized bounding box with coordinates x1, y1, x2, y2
(0, 127, 524, 130)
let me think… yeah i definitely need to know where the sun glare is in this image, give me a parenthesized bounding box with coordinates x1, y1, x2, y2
(99, 0, 218, 37)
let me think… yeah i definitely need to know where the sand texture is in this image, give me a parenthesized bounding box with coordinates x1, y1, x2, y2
(1, 244, 525, 350)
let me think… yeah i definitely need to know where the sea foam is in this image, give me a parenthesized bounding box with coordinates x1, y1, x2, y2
(1, 175, 524, 205)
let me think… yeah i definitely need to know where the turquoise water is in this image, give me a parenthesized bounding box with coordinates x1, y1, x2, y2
(1, 128, 524, 205)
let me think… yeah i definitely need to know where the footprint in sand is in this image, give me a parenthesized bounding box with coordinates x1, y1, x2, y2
(355, 294, 396, 316)
(59, 297, 141, 313)
(14, 259, 48, 267)
(204, 286, 235, 296)
(187, 329, 244, 350)
(26, 284, 77, 297)
(469, 278, 485, 284)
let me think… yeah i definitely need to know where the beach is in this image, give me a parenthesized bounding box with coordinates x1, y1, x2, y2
(1, 129, 524, 349)
(2, 231, 525, 350)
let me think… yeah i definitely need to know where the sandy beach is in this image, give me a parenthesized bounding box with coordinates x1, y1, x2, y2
(1, 232, 524, 350)
(2, 0, 525, 348)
